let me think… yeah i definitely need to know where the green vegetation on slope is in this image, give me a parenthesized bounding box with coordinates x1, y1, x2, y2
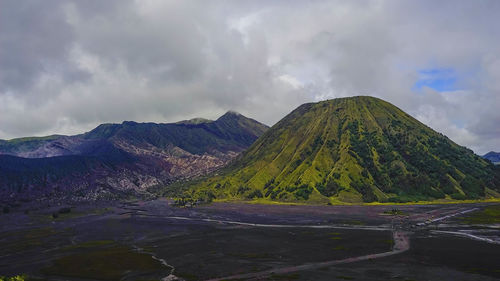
(0, 135, 61, 155)
(187, 96, 500, 203)
(0, 275, 26, 281)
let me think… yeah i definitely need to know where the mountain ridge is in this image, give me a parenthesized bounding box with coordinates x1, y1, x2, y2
(0, 112, 268, 202)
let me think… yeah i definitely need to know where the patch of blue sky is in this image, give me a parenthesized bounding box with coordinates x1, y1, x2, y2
(452, 119, 465, 129)
(413, 68, 460, 92)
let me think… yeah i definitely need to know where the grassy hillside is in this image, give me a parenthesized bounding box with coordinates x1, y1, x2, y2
(188, 96, 500, 204)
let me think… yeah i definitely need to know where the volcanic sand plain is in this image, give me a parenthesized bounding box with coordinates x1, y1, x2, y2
(0, 200, 499, 281)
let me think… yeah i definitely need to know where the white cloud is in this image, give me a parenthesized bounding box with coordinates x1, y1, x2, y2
(277, 74, 303, 89)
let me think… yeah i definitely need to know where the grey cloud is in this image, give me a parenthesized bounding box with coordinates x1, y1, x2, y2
(0, 0, 89, 93)
(70, 1, 208, 83)
(0, 0, 499, 154)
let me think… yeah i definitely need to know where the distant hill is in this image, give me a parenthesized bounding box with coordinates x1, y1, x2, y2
(0, 112, 268, 202)
(483, 151, 500, 164)
(190, 96, 500, 203)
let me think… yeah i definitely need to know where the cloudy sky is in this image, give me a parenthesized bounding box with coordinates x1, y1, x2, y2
(1, 0, 499, 154)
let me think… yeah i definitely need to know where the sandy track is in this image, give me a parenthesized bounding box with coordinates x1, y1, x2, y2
(205, 231, 410, 281)
(431, 230, 500, 245)
(415, 208, 478, 226)
(153, 215, 391, 231)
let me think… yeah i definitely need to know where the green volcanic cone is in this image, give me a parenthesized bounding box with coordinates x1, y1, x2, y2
(190, 96, 500, 203)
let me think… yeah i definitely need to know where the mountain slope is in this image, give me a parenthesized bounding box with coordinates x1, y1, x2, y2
(192, 96, 500, 203)
(483, 151, 500, 164)
(0, 112, 268, 201)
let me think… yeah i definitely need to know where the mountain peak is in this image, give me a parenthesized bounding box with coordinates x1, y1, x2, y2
(483, 151, 500, 163)
(216, 111, 246, 123)
(219, 110, 242, 119)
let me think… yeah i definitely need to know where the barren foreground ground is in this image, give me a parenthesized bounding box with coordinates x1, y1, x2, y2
(0, 200, 499, 280)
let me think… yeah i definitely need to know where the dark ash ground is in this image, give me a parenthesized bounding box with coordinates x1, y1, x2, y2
(0, 200, 499, 281)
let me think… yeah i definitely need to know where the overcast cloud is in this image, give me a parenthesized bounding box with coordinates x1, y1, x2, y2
(0, 0, 499, 154)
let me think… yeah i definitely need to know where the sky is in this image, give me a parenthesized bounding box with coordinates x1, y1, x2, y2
(0, 0, 499, 154)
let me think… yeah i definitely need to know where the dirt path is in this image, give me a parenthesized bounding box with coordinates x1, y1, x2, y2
(153, 215, 390, 231)
(431, 230, 500, 245)
(415, 208, 478, 226)
(205, 230, 410, 281)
